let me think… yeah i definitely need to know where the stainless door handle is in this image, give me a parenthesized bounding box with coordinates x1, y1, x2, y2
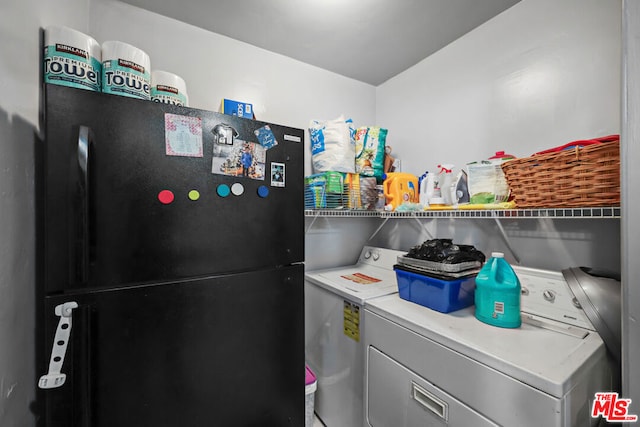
(77, 125, 92, 284)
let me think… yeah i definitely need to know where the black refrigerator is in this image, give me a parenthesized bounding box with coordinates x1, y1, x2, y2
(36, 84, 305, 427)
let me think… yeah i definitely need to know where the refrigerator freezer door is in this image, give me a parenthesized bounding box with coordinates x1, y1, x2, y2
(42, 84, 304, 291)
(39, 264, 304, 427)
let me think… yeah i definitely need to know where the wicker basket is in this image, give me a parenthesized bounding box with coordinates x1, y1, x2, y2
(501, 137, 620, 208)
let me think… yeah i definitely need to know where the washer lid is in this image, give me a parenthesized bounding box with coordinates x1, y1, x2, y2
(562, 266, 621, 363)
(306, 265, 399, 304)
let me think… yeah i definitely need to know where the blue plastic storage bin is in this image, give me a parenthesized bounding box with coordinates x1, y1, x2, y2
(394, 265, 476, 313)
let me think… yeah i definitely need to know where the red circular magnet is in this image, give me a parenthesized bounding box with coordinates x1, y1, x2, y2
(158, 190, 175, 204)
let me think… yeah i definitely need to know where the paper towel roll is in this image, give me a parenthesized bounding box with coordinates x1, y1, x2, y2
(151, 70, 189, 107)
(44, 26, 101, 92)
(101, 40, 151, 100)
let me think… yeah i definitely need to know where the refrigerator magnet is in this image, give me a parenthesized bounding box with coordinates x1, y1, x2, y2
(271, 162, 285, 187)
(164, 113, 203, 157)
(211, 123, 238, 145)
(254, 125, 278, 150)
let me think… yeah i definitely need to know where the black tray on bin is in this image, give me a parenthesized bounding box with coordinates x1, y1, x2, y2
(393, 263, 480, 281)
(397, 255, 481, 274)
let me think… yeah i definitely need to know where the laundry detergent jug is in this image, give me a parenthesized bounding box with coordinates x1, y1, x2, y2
(383, 172, 418, 210)
(474, 252, 521, 328)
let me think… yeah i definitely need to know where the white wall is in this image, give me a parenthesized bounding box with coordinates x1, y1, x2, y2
(88, 0, 377, 177)
(369, 0, 622, 274)
(377, 0, 621, 177)
(0, 0, 91, 124)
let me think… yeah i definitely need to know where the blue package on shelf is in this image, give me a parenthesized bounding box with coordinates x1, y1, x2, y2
(219, 98, 255, 119)
(394, 265, 476, 313)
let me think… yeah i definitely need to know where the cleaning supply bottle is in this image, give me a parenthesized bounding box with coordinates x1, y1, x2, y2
(428, 172, 444, 206)
(474, 252, 521, 328)
(419, 171, 433, 207)
(437, 164, 455, 205)
(383, 172, 418, 211)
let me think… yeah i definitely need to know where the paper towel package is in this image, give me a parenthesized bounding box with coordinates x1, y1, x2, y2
(151, 70, 189, 106)
(101, 40, 151, 100)
(43, 26, 102, 92)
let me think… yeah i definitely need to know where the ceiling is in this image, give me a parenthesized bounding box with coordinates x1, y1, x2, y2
(120, 0, 521, 86)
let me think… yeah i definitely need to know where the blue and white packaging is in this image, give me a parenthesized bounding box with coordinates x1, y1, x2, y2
(101, 41, 151, 100)
(309, 115, 356, 173)
(151, 70, 188, 106)
(220, 99, 255, 118)
(43, 26, 101, 92)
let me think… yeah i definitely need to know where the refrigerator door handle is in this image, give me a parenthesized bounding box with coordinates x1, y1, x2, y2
(77, 125, 92, 285)
(38, 301, 78, 389)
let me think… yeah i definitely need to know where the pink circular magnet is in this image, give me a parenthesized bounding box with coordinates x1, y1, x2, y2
(158, 190, 175, 204)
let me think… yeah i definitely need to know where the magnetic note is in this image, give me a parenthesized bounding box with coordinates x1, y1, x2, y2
(165, 113, 203, 157)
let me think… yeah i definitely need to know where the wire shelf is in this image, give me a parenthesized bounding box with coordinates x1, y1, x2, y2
(305, 207, 621, 219)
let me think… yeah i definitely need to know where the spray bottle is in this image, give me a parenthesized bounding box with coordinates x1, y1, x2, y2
(419, 171, 432, 207)
(428, 171, 444, 206)
(437, 164, 455, 206)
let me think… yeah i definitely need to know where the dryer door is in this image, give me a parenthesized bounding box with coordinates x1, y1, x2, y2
(366, 346, 498, 427)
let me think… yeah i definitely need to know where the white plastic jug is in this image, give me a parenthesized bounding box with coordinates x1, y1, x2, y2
(437, 164, 455, 205)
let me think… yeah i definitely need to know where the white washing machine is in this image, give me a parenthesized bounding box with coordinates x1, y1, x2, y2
(363, 266, 614, 427)
(305, 246, 407, 427)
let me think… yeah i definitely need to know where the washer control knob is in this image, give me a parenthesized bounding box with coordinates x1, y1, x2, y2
(521, 286, 529, 296)
(572, 297, 582, 309)
(364, 251, 371, 259)
(543, 290, 556, 303)
(372, 252, 380, 261)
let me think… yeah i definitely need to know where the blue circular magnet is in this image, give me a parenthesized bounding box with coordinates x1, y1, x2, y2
(217, 184, 231, 198)
(257, 185, 269, 198)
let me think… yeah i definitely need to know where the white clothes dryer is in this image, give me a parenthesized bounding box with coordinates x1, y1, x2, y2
(363, 266, 615, 427)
